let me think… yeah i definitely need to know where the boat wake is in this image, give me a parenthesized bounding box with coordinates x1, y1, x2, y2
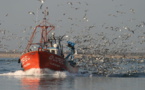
(0, 68, 70, 78)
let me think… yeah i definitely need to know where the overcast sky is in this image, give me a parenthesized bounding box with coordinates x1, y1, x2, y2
(0, 0, 145, 52)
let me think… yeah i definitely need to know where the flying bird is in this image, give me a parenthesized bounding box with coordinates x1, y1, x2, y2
(42, 7, 49, 16)
(28, 11, 35, 15)
(38, 0, 45, 4)
(38, 0, 45, 9)
(40, 4, 43, 9)
(67, 2, 73, 5)
(5, 13, 8, 17)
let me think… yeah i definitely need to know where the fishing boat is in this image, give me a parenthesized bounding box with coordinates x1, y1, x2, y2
(19, 8, 78, 73)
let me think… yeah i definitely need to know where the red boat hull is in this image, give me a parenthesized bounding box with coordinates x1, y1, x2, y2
(20, 51, 67, 71)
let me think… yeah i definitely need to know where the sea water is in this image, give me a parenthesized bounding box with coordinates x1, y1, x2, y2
(0, 58, 145, 90)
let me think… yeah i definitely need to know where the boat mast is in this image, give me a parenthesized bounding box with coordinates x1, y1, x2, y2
(24, 7, 55, 53)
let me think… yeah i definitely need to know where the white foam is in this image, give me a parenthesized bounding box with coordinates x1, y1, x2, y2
(0, 68, 68, 78)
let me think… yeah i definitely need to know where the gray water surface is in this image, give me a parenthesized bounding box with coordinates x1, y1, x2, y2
(0, 58, 145, 90)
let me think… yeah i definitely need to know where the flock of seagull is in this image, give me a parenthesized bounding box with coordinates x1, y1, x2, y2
(1, 0, 145, 76)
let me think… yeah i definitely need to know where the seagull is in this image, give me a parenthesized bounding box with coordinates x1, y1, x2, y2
(130, 8, 135, 13)
(5, 13, 8, 17)
(83, 13, 89, 21)
(28, 11, 35, 15)
(42, 11, 49, 16)
(67, 2, 73, 5)
(40, 4, 43, 9)
(38, 0, 45, 9)
(83, 13, 87, 20)
(42, 7, 49, 15)
(38, 0, 45, 4)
